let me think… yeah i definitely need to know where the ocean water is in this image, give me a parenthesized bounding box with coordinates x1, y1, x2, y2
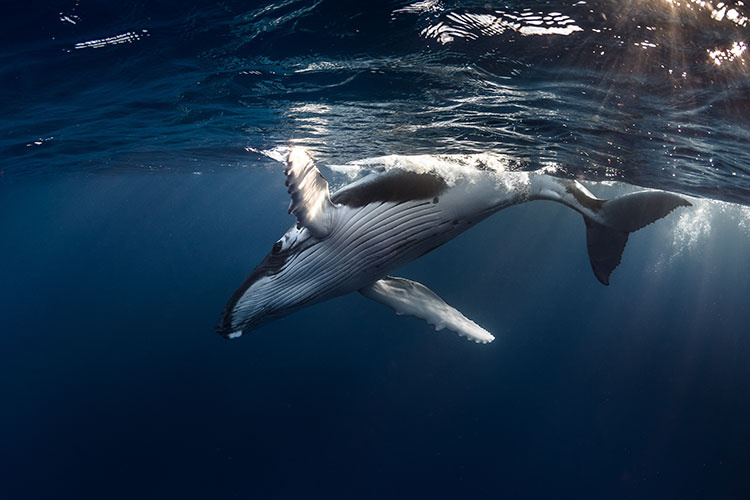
(2, 1, 750, 498)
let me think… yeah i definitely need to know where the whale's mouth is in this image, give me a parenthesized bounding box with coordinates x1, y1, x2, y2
(217, 250, 291, 338)
(217, 226, 330, 338)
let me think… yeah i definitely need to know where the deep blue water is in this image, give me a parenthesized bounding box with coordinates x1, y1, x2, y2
(2, 1, 750, 498)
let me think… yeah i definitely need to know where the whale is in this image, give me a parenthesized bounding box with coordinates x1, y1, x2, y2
(218, 148, 691, 343)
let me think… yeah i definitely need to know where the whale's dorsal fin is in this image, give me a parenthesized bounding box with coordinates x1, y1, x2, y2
(285, 147, 337, 238)
(360, 276, 495, 344)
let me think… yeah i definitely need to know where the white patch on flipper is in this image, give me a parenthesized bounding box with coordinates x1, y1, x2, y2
(360, 276, 494, 344)
(228, 331, 243, 339)
(285, 148, 337, 238)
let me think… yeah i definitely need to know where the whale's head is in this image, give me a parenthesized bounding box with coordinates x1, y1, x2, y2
(216, 146, 448, 339)
(217, 224, 336, 338)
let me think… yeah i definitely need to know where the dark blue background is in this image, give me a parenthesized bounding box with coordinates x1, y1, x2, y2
(2, 171, 749, 498)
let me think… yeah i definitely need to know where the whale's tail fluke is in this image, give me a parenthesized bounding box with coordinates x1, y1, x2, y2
(584, 190, 692, 285)
(530, 176, 692, 285)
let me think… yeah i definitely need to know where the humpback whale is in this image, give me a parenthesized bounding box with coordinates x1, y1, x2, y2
(218, 148, 691, 343)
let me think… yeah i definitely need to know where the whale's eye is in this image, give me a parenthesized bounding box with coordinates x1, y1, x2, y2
(272, 241, 283, 254)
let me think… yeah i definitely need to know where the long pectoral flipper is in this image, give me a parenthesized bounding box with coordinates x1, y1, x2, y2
(285, 147, 338, 238)
(360, 276, 494, 344)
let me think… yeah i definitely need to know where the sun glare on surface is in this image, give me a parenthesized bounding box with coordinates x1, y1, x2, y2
(660, 0, 748, 66)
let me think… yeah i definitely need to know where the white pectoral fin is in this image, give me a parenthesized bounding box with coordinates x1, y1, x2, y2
(359, 277, 495, 344)
(285, 147, 337, 238)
